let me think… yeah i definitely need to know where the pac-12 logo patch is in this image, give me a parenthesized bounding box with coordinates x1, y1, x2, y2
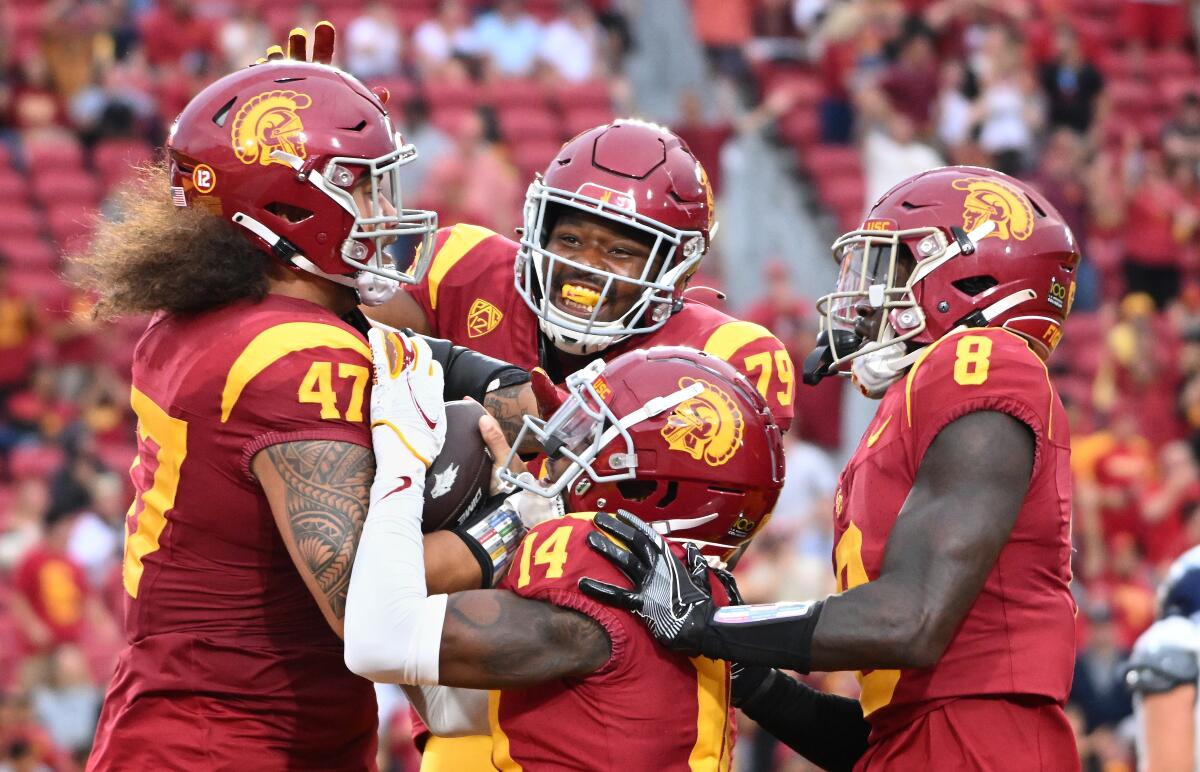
(231, 90, 313, 167)
(467, 298, 503, 338)
(952, 177, 1034, 241)
(661, 377, 744, 467)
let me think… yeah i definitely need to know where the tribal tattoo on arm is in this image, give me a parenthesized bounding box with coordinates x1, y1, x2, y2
(256, 441, 374, 630)
(437, 589, 611, 689)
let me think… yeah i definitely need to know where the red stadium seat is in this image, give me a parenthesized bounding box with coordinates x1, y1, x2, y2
(430, 106, 475, 136)
(0, 203, 43, 239)
(779, 109, 820, 151)
(0, 236, 57, 269)
(0, 170, 23, 200)
(551, 80, 612, 111)
(7, 271, 70, 306)
(509, 139, 563, 181)
(9, 443, 65, 480)
(24, 136, 85, 171)
(31, 169, 101, 207)
(92, 139, 156, 187)
(422, 78, 483, 112)
(46, 205, 97, 249)
(486, 78, 548, 111)
(561, 106, 616, 138)
(364, 77, 418, 108)
(804, 144, 862, 179)
(497, 107, 562, 143)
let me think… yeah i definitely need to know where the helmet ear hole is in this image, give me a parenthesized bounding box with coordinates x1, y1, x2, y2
(615, 479, 657, 502)
(951, 276, 998, 296)
(264, 202, 314, 223)
(655, 480, 679, 508)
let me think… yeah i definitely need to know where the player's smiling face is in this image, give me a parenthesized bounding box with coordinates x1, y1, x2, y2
(546, 211, 657, 323)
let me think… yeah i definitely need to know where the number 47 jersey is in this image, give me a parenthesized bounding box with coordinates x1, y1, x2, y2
(91, 294, 378, 770)
(832, 328, 1075, 733)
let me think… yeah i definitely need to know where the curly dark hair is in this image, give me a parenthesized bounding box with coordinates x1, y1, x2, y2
(72, 163, 270, 319)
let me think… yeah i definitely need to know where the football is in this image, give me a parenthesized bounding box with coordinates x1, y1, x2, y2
(422, 399, 496, 533)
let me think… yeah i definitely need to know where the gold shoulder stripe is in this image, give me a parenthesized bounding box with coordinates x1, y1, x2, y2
(904, 328, 972, 427)
(702, 321, 776, 362)
(429, 224, 497, 310)
(221, 322, 370, 423)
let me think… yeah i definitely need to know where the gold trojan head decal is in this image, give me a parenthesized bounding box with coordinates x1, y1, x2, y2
(231, 90, 313, 167)
(951, 177, 1034, 241)
(661, 377, 744, 466)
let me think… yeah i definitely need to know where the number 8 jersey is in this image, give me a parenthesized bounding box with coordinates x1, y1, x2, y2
(832, 327, 1075, 732)
(90, 295, 378, 770)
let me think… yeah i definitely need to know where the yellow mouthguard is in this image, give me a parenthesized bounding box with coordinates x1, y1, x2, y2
(562, 283, 601, 308)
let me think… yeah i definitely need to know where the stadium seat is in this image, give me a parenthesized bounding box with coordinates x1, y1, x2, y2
(486, 78, 548, 111)
(46, 205, 97, 249)
(562, 106, 617, 138)
(363, 77, 418, 108)
(804, 144, 862, 179)
(551, 80, 612, 111)
(422, 78, 483, 112)
(497, 107, 562, 143)
(0, 203, 43, 239)
(9, 443, 65, 480)
(7, 271, 70, 306)
(509, 139, 563, 181)
(0, 236, 57, 269)
(30, 169, 101, 207)
(24, 137, 85, 171)
(779, 109, 821, 151)
(92, 139, 156, 187)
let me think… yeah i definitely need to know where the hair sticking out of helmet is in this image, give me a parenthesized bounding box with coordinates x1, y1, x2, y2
(166, 61, 437, 304)
(499, 346, 784, 560)
(806, 165, 1080, 396)
(515, 120, 717, 355)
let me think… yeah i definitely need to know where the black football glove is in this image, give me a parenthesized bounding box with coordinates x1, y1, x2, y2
(578, 510, 716, 655)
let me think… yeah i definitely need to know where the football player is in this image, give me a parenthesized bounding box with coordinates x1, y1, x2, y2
(1125, 545, 1200, 771)
(344, 345, 785, 769)
(581, 166, 1083, 770)
(77, 41, 539, 769)
(369, 118, 796, 439)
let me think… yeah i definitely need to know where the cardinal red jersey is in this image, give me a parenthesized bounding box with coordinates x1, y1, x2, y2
(403, 224, 794, 430)
(488, 513, 734, 770)
(834, 328, 1075, 734)
(89, 294, 377, 771)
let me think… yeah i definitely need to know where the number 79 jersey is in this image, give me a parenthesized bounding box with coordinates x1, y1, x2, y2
(833, 328, 1075, 728)
(490, 513, 735, 771)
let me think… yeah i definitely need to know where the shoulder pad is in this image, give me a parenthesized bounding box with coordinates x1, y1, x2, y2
(1124, 647, 1199, 695)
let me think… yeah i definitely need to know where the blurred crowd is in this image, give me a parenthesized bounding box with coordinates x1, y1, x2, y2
(2, 0, 1200, 770)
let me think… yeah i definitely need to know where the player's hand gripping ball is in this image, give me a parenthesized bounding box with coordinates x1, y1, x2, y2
(368, 328, 446, 473)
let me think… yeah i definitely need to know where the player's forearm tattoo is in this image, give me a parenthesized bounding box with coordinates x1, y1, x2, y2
(441, 590, 610, 687)
(483, 383, 532, 446)
(264, 441, 373, 620)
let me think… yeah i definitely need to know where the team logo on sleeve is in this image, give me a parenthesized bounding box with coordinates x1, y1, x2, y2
(231, 90, 313, 167)
(467, 298, 503, 338)
(952, 177, 1034, 241)
(660, 377, 744, 466)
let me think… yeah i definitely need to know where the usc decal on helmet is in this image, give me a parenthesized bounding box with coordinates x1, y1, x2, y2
(231, 90, 313, 167)
(952, 177, 1034, 241)
(661, 377, 744, 466)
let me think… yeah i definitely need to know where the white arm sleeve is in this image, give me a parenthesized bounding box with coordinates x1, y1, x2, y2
(404, 684, 490, 737)
(343, 456, 448, 685)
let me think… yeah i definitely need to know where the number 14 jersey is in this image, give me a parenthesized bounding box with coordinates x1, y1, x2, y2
(832, 328, 1075, 732)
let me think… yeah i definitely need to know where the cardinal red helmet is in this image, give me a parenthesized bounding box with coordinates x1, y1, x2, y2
(813, 165, 1080, 375)
(500, 346, 784, 559)
(167, 61, 436, 304)
(515, 119, 717, 354)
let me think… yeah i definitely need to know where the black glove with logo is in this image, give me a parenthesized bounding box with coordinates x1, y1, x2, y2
(577, 510, 715, 655)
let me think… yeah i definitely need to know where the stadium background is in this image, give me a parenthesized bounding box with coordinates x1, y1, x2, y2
(0, 0, 1193, 768)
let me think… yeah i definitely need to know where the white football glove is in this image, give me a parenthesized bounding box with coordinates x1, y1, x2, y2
(368, 328, 447, 478)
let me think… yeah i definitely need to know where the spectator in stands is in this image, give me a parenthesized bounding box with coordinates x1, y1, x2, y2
(10, 53, 70, 138)
(345, 1, 403, 80)
(0, 255, 40, 394)
(1029, 128, 1101, 311)
(0, 690, 73, 772)
(412, 0, 478, 78)
(933, 59, 975, 161)
(137, 0, 216, 73)
(972, 25, 1042, 175)
(29, 644, 101, 762)
(1039, 25, 1103, 134)
(690, 0, 754, 86)
(539, 0, 604, 83)
(1119, 148, 1193, 308)
(0, 480, 49, 572)
(419, 107, 521, 232)
(1162, 91, 1200, 176)
(879, 29, 940, 133)
(68, 56, 158, 147)
(472, 0, 543, 79)
(1139, 440, 1200, 567)
(856, 85, 944, 207)
(1118, 0, 1190, 50)
(1070, 601, 1134, 732)
(216, 6, 270, 73)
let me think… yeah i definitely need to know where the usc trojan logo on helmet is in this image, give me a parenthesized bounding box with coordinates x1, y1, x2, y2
(660, 377, 744, 466)
(951, 177, 1034, 241)
(231, 90, 313, 167)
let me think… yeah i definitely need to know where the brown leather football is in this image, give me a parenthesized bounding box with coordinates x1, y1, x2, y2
(422, 400, 495, 533)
